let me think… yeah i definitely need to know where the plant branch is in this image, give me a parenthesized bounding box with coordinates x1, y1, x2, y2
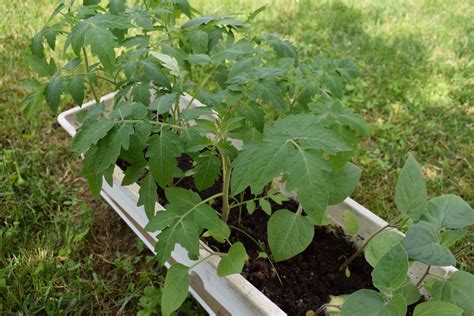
(219, 149, 232, 223)
(184, 63, 220, 111)
(82, 47, 100, 104)
(316, 304, 341, 315)
(339, 224, 395, 271)
(416, 265, 431, 288)
(229, 195, 274, 210)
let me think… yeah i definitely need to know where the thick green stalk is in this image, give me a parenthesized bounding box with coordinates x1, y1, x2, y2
(220, 154, 232, 223)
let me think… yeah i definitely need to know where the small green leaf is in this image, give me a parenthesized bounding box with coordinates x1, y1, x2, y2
(150, 52, 182, 77)
(246, 200, 256, 214)
(372, 243, 409, 293)
(217, 242, 248, 277)
(402, 221, 456, 266)
(413, 301, 463, 316)
(161, 263, 189, 316)
(137, 173, 158, 219)
(341, 290, 407, 316)
(186, 29, 208, 54)
(186, 54, 212, 65)
(440, 229, 467, 248)
(431, 271, 474, 315)
(122, 163, 146, 186)
(268, 209, 314, 262)
(343, 211, 358, 235)
(68, 74, 85, 105)
(45, 76, 64, 111)
(71, 117, 114, 154)
(395, 154, 427, 222)
(193, 152, 221, 191)
(394, 279, 420, 305)
(150, 93, 177, 115)
(84, 23, 117, 74)
(259, 199, 272, 216)
(328, 162, 361, 205)
(364, 230, 404, 267)
(424, 194, 473, 229)
(147, 131, 181, 188)
(207, 221, 230, 243)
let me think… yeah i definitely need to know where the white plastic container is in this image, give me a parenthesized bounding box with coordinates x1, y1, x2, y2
(57, 94, 457, 316)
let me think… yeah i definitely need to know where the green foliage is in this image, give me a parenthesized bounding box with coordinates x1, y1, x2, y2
(341, 290, 406, 316)
(430, 271, 474, 315)
(364, 230, 404, 267)
(161, 264, 190, 316)
(217, 242, 248, 277)
(413, 301, 463, 316)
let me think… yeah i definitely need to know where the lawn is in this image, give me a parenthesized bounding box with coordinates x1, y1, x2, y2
(0, 0, 472, 314)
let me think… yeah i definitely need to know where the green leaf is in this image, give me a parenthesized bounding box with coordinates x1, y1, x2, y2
(372, 243, 409, 293)
(394, 279, 420, 305)
(186, 54, 212, 65)
(150, 93, 177, 115)
(71, 117, 114, 154)
(146, 131, 181, 188)
(413, 301, 463, 316)
(108, 0, 126, 14)
(21, 85, 46, 118)
(395, 154, 427, 221)
(329, 162, 361, 205)
(150, 52, 182, 77)
(246, 200, 256, 214)
(141, 60, 171, 89)
(161, 263, 189, 316)
(68, 74, 85, 105)
(132, 82, 151, 106)
(423, 194, 473, 229)
(186, 30, 208, 54)
(84, 23, 117, 73)
(402, 221, 456, 266)
(259, 199, 272, 216)
(45, 76, 64, 111)
(341, 290, 407, 316)
(431, 271, 474, 315)
(364, 230, 404, 267)
(193, 152, 221, 191)
(81, 123, 134, 176)
(268, 209, 314, 261)
(137, 173, 158, 219)
(343, 211, 358, 235)
(440, 229, 467, 248)
(122, 163, 146, 186)
(249, 80, 286, 111)
(154, 188, 221, 264)
(217, 242, 248, 277)
(207, 221, 230, 243)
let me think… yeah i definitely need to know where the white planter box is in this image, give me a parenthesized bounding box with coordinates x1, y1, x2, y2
(58, 94, 457, 315)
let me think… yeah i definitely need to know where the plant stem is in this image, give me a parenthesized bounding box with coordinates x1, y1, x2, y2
(296, 204, 303, 215)
(82, 47, 100, 104)
(229, 195, 274, 210)
(316, 304, 341, 315)
(416, 265, 431, 289)
(339, 224, 394, 271)
(116, 119, 183, 130)
(184, 63, 220, 111)
(220, 153, 231, 223)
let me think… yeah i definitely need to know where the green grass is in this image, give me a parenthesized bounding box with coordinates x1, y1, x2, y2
(0, 0, 472, 313)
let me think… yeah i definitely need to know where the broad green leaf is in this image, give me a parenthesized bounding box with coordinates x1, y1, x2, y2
(395, 154, 427, 221)
(249, 80, 286, 111)
(108, 0, 126, 14)
(154, 188, 219, 264)
(431, 271, 474, 315)
(186, 30, 208, 54)
(21, 85, 45, 118)
(186, 54, 212, 65)
(343, 211, 358, 235)
(424, 195, 473, 229)
(150, 93, 177, 115)
(394, 279, 420, 305)
(413, 301, 463, 316)
(372, 243, 409, 293)
(141, 60, 171, 89)
(132, 82, 151, 106)
(217, 242, 248, 277)
(402, 221, 456, 266)
(365, 230, 404, 267)
(81, 123, 134, 176)
(146, 131, 181, 188)
(46, 76, 64, 111)
(84, 23, 117, 73)
(328, 162, 361, 205)
(71, 116, 114, 154)
(440, 229, 467, 248)
(193, 152, 221, 190)
(207, 221, 230, 243)
(122, 163, 146, 186)
(268, 210, 314, 261)
(341, 290, 407, 316)
(137, 173, 158, 219)
(68, 74, 85, 105)
(161, 264, 189, 316)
